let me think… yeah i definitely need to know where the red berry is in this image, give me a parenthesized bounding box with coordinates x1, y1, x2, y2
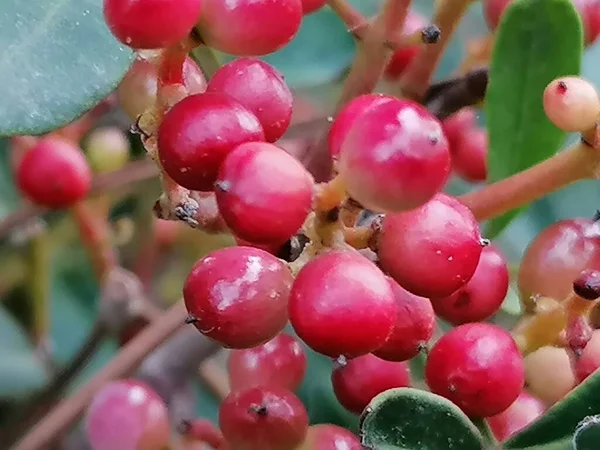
(486, 391, 545, 441)
(451, 128, 488, 183)
(289, 250, 397, 358)
(432, 245, 509, 326)
(301, 0, 328, 14)
(196, 0, 303, 56)
(378, 193, 483, 298)
(327, 94, 395, 160)
(543, 76, 600, 132)
(575, 329, 600, 382)
(16, 136, 92, 209)
(219, 386, 308, 450)
(338, 98, 450, 213)
(524, 346, 576, 406)
(228, 333, 307, 391)
(425, 323, 524, 417)
(158, 92, 264, 191)
(384, 12, 427, 80)
(207, 58, 293, 143)
(441, 107, 478, 148)
(103, 0, 202, 49)
(297, 424, 362, 450)
(215, 142, 314, 244)
(331, 354, 411, 415)
(183, 246, 292, 348)
(373, 278, 435, 362)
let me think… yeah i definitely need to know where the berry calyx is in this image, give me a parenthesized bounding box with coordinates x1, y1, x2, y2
(228, 333, 307, 391)
(103, 0, 202, 49)
(331, 354, 411, 414)
(543, 76, 600, 132)
(486, 391, 545, 441)
(207, 58, 293, 143)
(158, 92, 264, 191)
(524, 346, 576, 406)
(425, 323, 524, 417)
(219, 386, 309, 450)
(289, 250, 397, 358)
(183, 246, 292, 348)
(215, 142, 314, 244)
(338, 98, 450, 213)
(573, 269, 600, 300)
(451, 128, 488, 183)
(16, 136, 92, 209)
(384, 12, 427, 80)
(297, 424, 362, 450)
(378, 193, 483, 298)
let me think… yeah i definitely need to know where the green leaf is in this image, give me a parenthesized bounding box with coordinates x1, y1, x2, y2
(573, 416, 600, 450)
(360, 388, 485, 450)
(0, 139, 19, 219)
(484, 0, 583, 237)
(0, 0, 134, 136)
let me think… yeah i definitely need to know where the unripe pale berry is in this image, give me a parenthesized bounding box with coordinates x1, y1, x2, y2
(486, 391, 545, 441)
(575, 329, 600, 382)
(524, 346, 577, 406)
(158, 92, 264, 191)
(451, 128, 488, 183)
(84, 127, 130, 173)
(384, 12, 427, 80)
(338, 99, 450, 213)
(297, 424, 362, 450)
(543, 76, 600, 132)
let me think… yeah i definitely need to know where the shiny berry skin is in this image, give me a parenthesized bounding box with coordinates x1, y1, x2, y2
(179, 419, 227, 449)
(543, 76, 600, 132)
(378, 193, 483, 298)
(373, 278, 435, 362)
(451, 128, 488, 183)
(518, 218, 600, 312)
(575, 329, 600, 382)
(219, 386, 309, 450)
(228, 333, 307, 391)
(331, 354, 411, 414)
(103, 0, 202, 49)
(425, 323, 525, 417)
(158, 92, 264, 191)
(301, 0, 328, 14)
(441, 107, 477, 148)
(183, 246, 293, 348)
(432, 245, 509, 326)
(196, 0, 303, 56)
(297, 424, 362, 450)
(85, 379, 170, 450)
(16, 137, 92, 209)
(289, 250, 397, 358)
(215, 142, 314, 244)
(486, 391, 545, 441)
(338, 98, 450, 213)
(524, 346, 576, 406)
(207, 58, 293, 142)
(384, 12, 426, 80)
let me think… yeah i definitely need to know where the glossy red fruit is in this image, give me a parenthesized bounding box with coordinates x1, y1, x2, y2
(338, 98, 450, 213)
(332, 354, 411, 414)
(289, 250, 397, 358)
(378, 193, 483, 298)
(103, 0, 202, 49)
(219, 386, 309, 450)
(207, 58, 293, 142)
(157, 92, 264, 191)
(451, 128, 488, 183)
(228, 333, 307, 391)
(441, 107, 477, 148)
(373, 278, 435, 362)
(183, 246, 292, 348)
(384, 12, 426, 80)
(575, 329, 600, 382)
(432, 245, 509, 326)
(16, 137, 92, 209)
(487, 391, 545, 441)
(518, 218, 600, 312)
(215, 142, 314, 244)
(425, 323, 525, 417)
(524, 346, 576, 406)
(196, 0, 303, 56)
(543, 76, 600, 133)
(328, 94, 395, 160)
(297, 424, 362, 450)
(301, 0, 328, 14)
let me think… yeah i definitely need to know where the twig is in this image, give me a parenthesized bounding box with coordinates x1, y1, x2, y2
(425, 68, 488, 119)
(198, 357, 230, 400)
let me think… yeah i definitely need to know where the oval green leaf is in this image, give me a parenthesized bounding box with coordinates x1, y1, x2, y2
(484, 0, 583, 237)
(360, 388, 485, 450)
(0, 0, 134, 136)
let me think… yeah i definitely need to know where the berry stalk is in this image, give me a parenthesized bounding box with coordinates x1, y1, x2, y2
(28, 228, 50, 352)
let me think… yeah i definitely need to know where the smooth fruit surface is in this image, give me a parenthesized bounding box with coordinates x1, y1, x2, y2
(543, 76, 600, 132)
(158, 92, 264, 191)
(85, 126, 130, 173)
(301, 0, 328, 14)
(425, 323, 524, 417)
(575, 329, 600, 382)
(289, 250, 397, 358)
(524, 346, 576, 406)
(442, 107, 477, 148)
(183, 246, 292, 348)
(297, 424, 362, 449)
(451, 128, 488, 183)
(486, 390, 545, 441)
(384, 12, 426, 80)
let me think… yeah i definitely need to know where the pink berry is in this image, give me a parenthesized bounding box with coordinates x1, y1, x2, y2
(432, 245, 509, 326)
(575, 329, 600, 382)
(441, 107, 478, 148)
(331, 354, 411, 415)
(215, 142, 314, 244)
(219, 386, 309, 450)
(85, 379, 170, 450)
(543, 76, 600, 132)
(297, 424, 362, 450)
(384, 12, 427, 80)
(373, 278, 436, 362)
(157, 92, 264, 191)
(524, 346, 576, 406)
(451, 128, 488, 183)
(327, 94, 395, 160)
(16, 136, 92, 209)
(426, 323, 525, 418)
(196, 0, 303, 56)
(103, 0, 202, 49)
(228, 333, 307, 391)
(183, 246, 292, 348)
(486, 391, 545, 441)
(338, 98, 450, 212)
(482, 0, 510, 31)
(301, 0, 328, 14)
(289, 250, 397, 358)
(378, 193, 483, 298)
